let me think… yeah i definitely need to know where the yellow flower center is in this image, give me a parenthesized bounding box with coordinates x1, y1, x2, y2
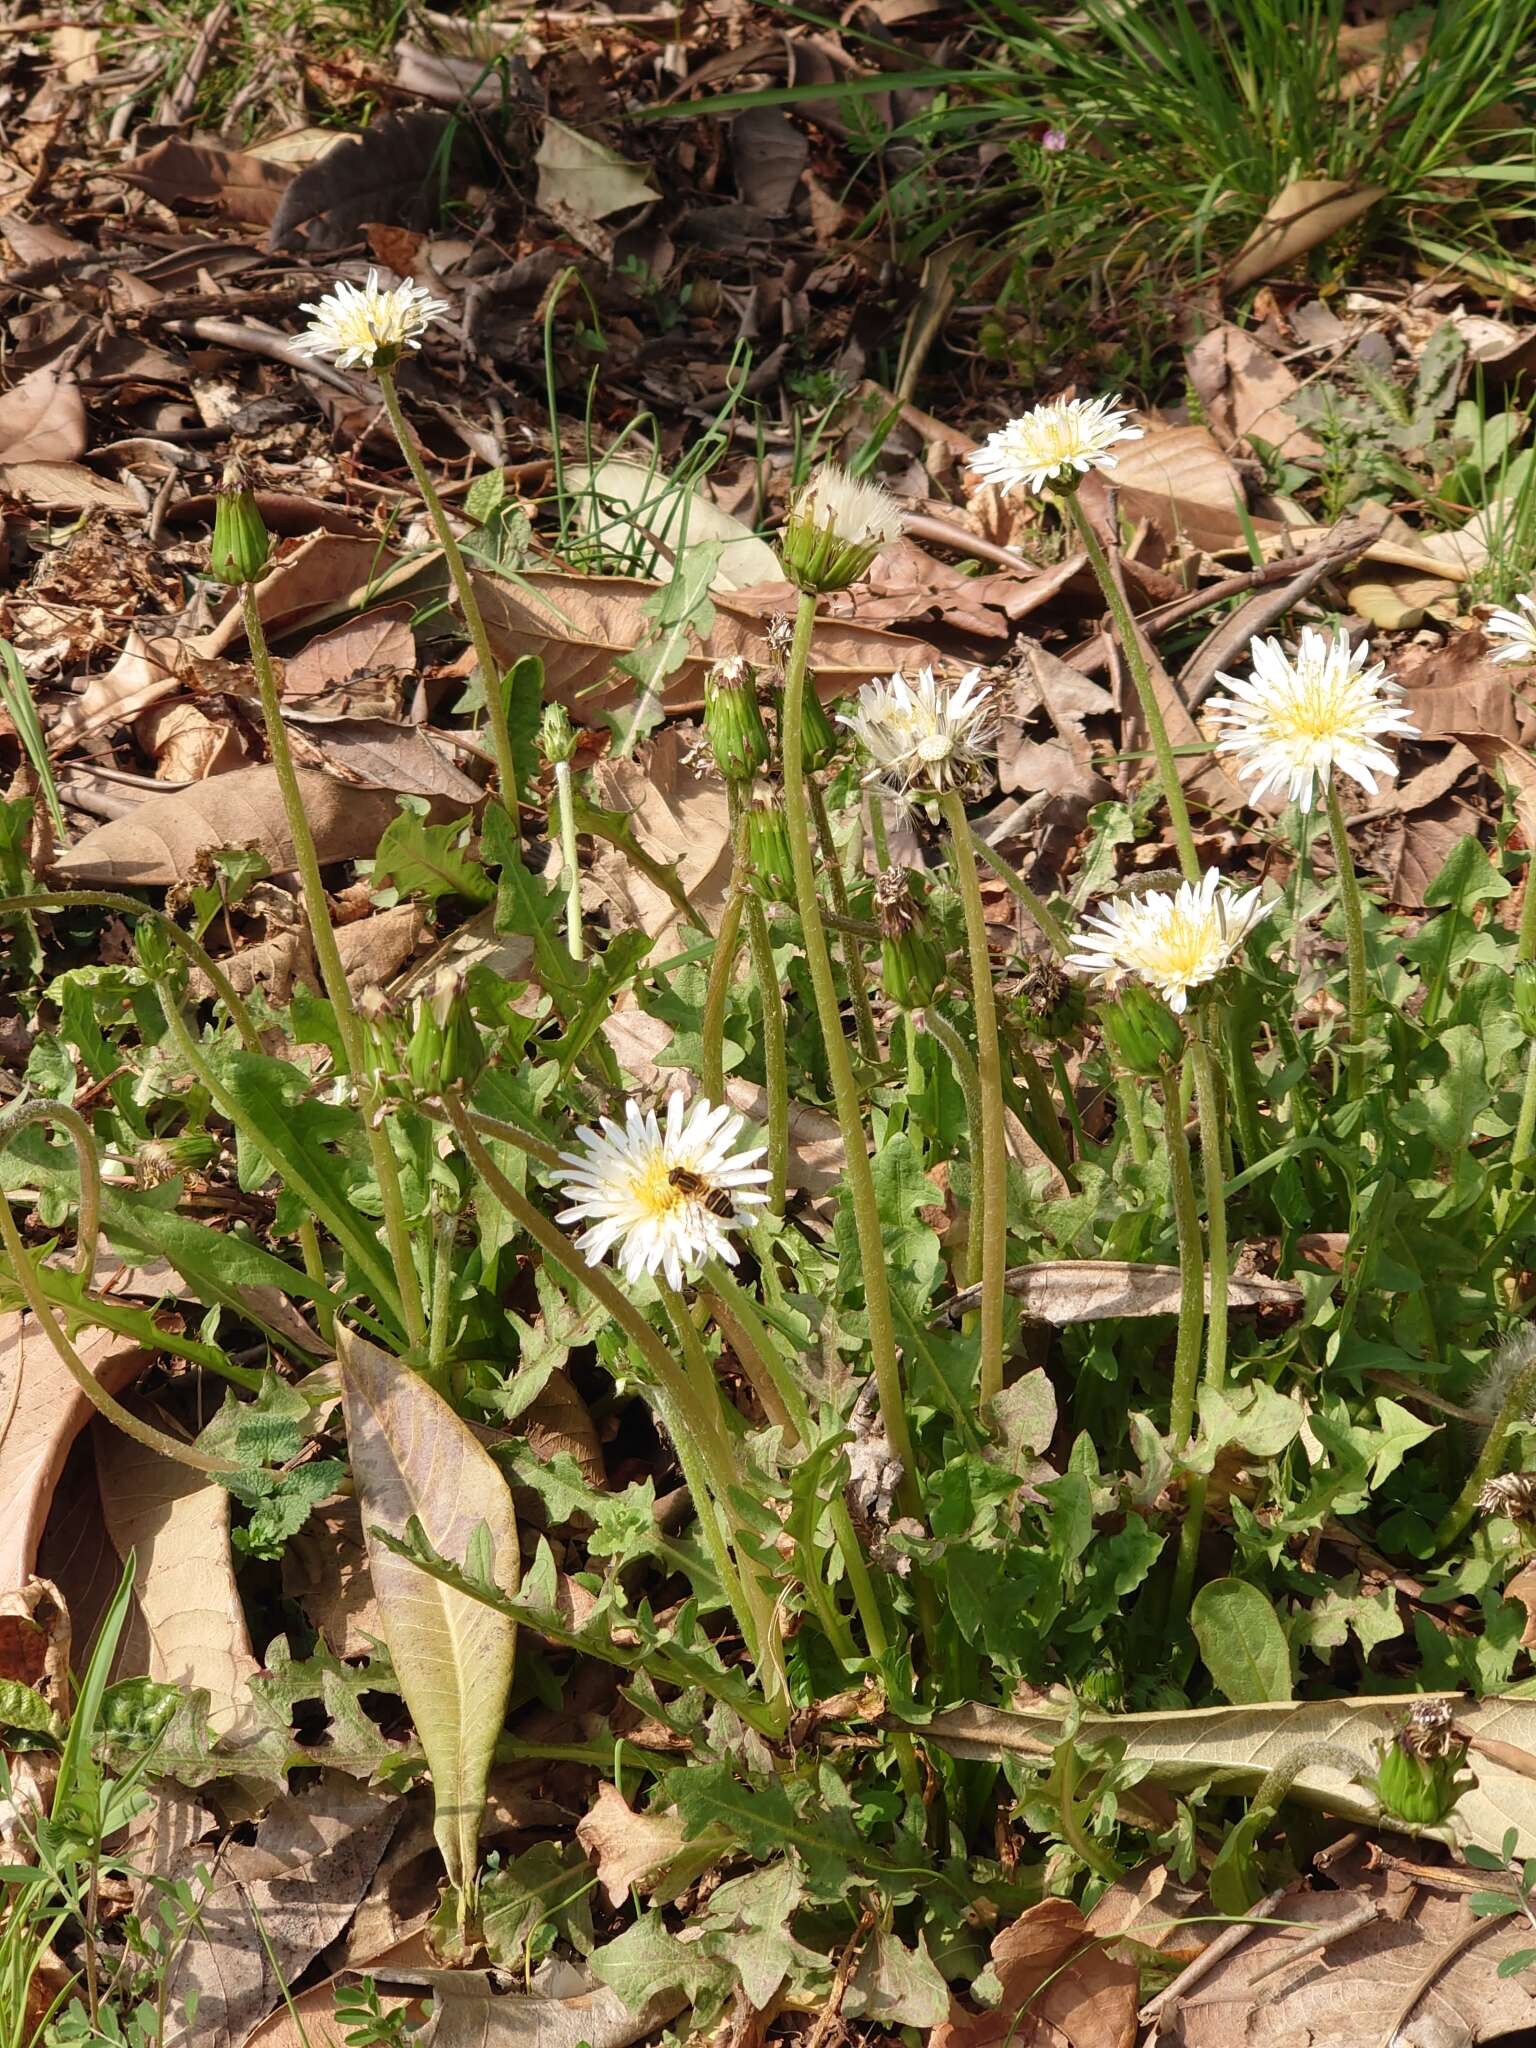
(632, 1155, 688, 1220)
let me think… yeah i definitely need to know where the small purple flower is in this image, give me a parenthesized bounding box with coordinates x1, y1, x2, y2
(1042, 128, 1068, 153)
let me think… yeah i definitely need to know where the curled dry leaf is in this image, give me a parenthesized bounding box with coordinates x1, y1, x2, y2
(51, 765, 439, 886)
(94, 1419, 260, 1737)
(135, 699, 248, 782)
(269, 108, 462, 253)
(940, 1260, 1304, 1325)
(0, 366, 86, 463)
(0, 1312, 150, 1593)
(931, 1898, 1138, 2048)
(1225, 177, 1385, 294)
(577, 1780, 702, 1907)
(337, 1326, 519, 1900)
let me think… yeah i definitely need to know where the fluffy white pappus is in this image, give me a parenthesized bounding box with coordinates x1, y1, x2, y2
(1205, 626, 1418, 812)
(297, 268, 449, 369)
(838, 665, 997, 802)
(790, 465, 904, 546)
(1067, 868, 1265, 1013)
(556, 1089, 770, 1292)
(967, 394, 1142, 498)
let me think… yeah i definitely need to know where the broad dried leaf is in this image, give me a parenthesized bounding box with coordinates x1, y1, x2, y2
(577, 1781, 697, 1907)
(136, 699, 248, 781)
(0, 462, 139, 513)
(48, 629, 188, 747)
(589, 731, 733, 941)
(535, 119, 660, 224)
(523, 1368, 605, 1489)
(270, 109, 461, 253)
(51, 765, 429, 886)
(0, 367, 86, 463)
(943, 1260, 1302, 1324)
(120, 136, 293, 226)
(281, 1496, 381, 1659)
(730, 107, 808, 215)
(1186, 324, 1323, 463)
(287, 716, 484, 804)
(1449, 730, 1536, 851)
(337, 1327, 519, 1897)
(931, 1899, 1137, 2048)
(415, 1962, 685, 2047)
(94, 1421, 260, 1736)
(0, 1314, 149, 1593)
(284, 604, 418, 694)
(471, 568, 941, 720)
(163, 1776, 398, 2048)
(1226, 177, 1385, 292)
(1084, 422, 1270, 551)
(1168, 1850, 1536, 2047)
(197, 534, 430, 659)
(926, 1695, 1536, 1860)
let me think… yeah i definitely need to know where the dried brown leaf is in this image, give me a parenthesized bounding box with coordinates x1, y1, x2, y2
(0, 367, 85, 463)
(588, 731, 733, 941)
(1448, 730, 1536, 849)
(281, 1495, 381, 1660)
(136, 699, 248, 782)
(269, 109, 462, 253)
(522, 1367, 605, 1489)
(120, 137, 293, 227)
(576, 1781, 696, 1908)
(0, 462, 140, 513)
(942, 1260, 1302, 1324)
(286, 717, 484, 804)
(0, 1315, 149, 1594)
(94, 1421, 260, 1736)
(1185, 325, 1324, 463)
(283, 604, 417, 695)
(50, 764, 434, 886)
(1225, 177, 1384, 292)
(931, 1899, 1137, 2048)
(1087, 422, 1273, 550)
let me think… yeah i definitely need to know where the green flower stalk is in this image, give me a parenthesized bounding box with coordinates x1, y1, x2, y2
(212, 467, 426, 1352)
(294, 271, 521, 813)
(1323, 779, 1371, 1105)
(540, 701, 584, 961)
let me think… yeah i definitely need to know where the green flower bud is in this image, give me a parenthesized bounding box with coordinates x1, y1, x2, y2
(1013, 958, 1085, 1043)
(704, 658, 769, 783)
(780, 465, 902, 595)
(1100, 985, 1184, 1079)
(875, 868, 944, 1010)
(539, 700, 578, 767)
(1074, 1664, 1124, 1712)
(1515, 961, 1536, 1039)
(209, 462, 271, 586)
(745, 786, 795, 902)
(800, 685, 841, 772)
(133, 919, 180, 985)
(1371, 1702, 1471, 1826)
(405, 973, 484, 1095)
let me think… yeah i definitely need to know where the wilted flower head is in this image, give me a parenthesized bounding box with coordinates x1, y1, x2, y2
(297, 268, 448, 370)
(1067, 869, 1264, 1014)
(1487, 592, 1536, 666)
(781, 464, 903, 592)
(1478, 1472, 1536, 1525)
(968, 394, 1141, 498)
(556, 1090, 770, 1291)
(1206, 627, 1418, 812)
(840, 665, 996, 803)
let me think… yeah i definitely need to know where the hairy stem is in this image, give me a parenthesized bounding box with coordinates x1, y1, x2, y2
(553, 758, 583, 961)
(374, 363, 519, 810)
(940, 788, 1009, 1410)
(921, 1009, 984, 1290)
(967, 828, 1069, 956)
(1172, 1027, 1230, 1619)
(1435, 1352, 1536, 1552)
(1323, 777, 1370, 1106)
(808, 779, 878, 1063)
(1064, 491, 1199, 883)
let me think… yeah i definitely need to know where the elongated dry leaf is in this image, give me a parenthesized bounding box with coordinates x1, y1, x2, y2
(941, 1260, 1303, 1325)
(120, 136, 294, 226)
(94, 1420, 260, 1736)
(0, 367, 86, 463)
(51, 764, 432, 886)
(926, 1695, 1536, 1860)
(535, 119, 659, 225)
(337, 1327, 519, 1897)
(0, 462, 139, 513)
(0, 1314, 149, 1592)
(471, 567, 941, 720)
(1226, 177, 1385, 292)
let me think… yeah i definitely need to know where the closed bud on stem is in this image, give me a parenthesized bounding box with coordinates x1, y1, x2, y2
(134, 920, 180, 986)
(1514, 960, 1536, 1039)
(1370, 1701, 1471, 1826)
(799, 682, 841, 772)
(1100, 985, 1185, 1079)
(745, 785, 795, 902)
(876, 867, 945, 1010)
(406, 973, 484, 1094)
(539, 700, 578, 767)
(356, 986, 405, 1079)
(703, 657, 769, 782)
(209, 460, 271, 586)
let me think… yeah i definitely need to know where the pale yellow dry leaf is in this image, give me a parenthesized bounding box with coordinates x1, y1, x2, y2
(94, 1422, 260, 1737)
(0, 368, 87, 464)
(337, 1327, 519, 1901)
(943, 1260, 1302, 1324)
(1226, 177, 1385, 292)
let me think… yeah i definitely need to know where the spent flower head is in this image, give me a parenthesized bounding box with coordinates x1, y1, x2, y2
(297, 268, 449, 370)
(840, 665, 996, 804)
(1206, 626, 1418, 812)
(968, 394, 1141, 499)
(781, 464, 903, 592)
(1478, 1472, 1536, 1525)
(556, 1089, 770, 1291)
(1487, 592, 1536, 666)
(1068, 869, 1264, 1014)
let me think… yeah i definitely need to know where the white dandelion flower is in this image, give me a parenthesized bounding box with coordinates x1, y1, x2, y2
(839, 665, 997, 802)
(1487, 593, 1536, 666)
(1067, 868, 1264, 1014)
(556, 1089, 770, 1292)
(296, 267, 449, 370)
(967, 394, 1142, 498)
(1205, 627, 1418, 813)
(781, 463, 903, 591)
